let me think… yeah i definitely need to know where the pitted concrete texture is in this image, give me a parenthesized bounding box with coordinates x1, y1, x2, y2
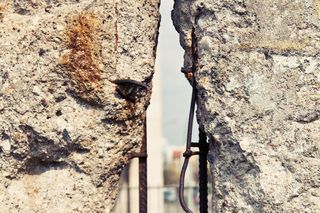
(0, 0, 160, 212)
(173, 0, 319, 212)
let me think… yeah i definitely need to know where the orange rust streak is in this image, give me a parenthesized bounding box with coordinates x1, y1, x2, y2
(64, 13, 102, 101)
(0, 4, 6, 21)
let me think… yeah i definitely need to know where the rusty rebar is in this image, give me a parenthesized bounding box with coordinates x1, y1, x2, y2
(199, 129, 208, 213)
(139, 118, 148, 213)
(179, 79, 197, 213)
(179, 21, 209, 212)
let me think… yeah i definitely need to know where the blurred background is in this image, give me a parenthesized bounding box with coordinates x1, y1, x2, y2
(114, 1, 211, 212)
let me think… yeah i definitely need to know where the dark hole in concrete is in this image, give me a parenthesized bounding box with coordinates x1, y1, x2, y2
(56, 110, 62, 116)
(1, 132, 10, 140)
(62, 129, 72, 142)
(55, 95, 66, 102)
(39, 48, 46, 57)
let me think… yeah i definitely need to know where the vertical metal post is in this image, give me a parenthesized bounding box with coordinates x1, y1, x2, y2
(139, 118, 148, 213)
(199, 129, 208, 213)
(125, 163, 131, 213)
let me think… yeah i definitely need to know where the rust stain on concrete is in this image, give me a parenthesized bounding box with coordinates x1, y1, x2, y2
(61, 12, 102, 105)
(0, 4, 7, 21)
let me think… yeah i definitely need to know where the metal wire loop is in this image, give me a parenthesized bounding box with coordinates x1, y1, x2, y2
(179, 80, 197, 213)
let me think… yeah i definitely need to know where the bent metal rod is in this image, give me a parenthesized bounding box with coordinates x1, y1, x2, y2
(178, 74, 209, 213)
(179, 26, 209, 211)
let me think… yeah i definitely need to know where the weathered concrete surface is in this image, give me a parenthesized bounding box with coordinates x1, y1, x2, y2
(173, 0, 320, 212)
(0, 0, 160, 212)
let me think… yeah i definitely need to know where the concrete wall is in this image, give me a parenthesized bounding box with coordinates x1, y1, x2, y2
(173, 0, 320, 212)
(0, 0, 160, 212)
